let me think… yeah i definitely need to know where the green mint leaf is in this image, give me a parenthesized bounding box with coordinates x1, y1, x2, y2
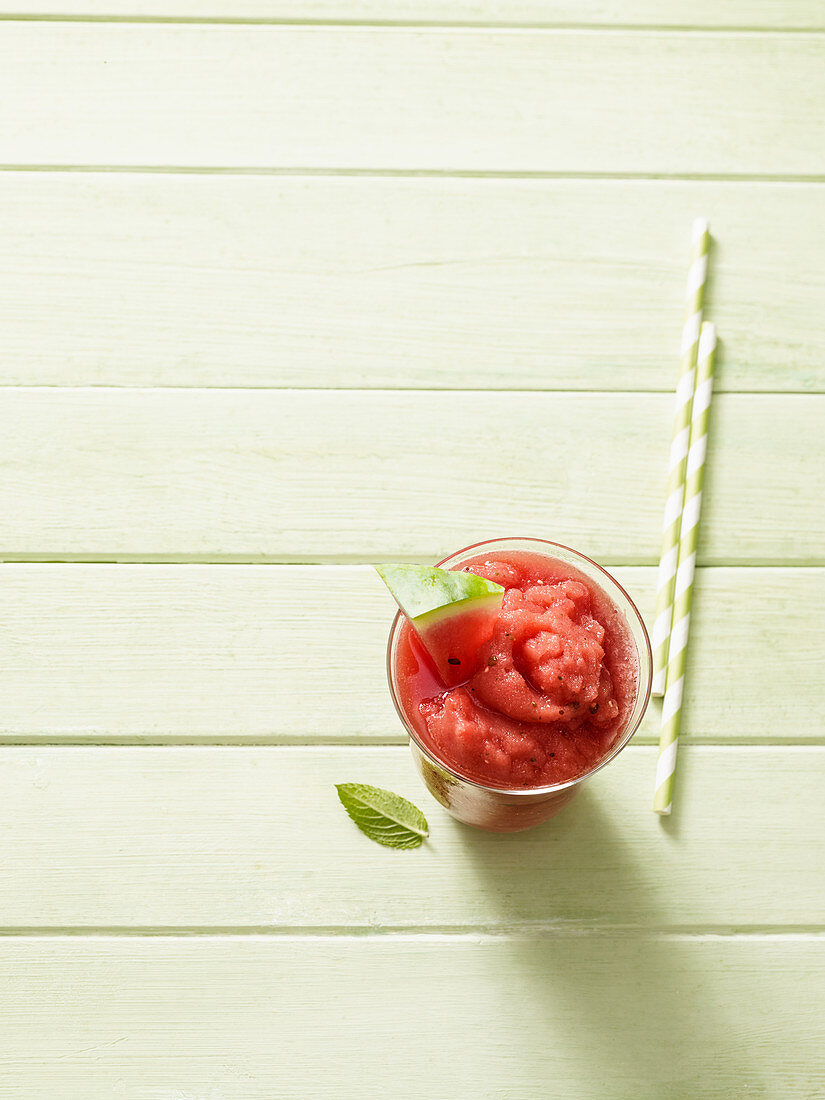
(335, 783, 429, 849)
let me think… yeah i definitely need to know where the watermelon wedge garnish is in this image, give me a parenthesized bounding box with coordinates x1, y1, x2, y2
(376, 564, 504, 687)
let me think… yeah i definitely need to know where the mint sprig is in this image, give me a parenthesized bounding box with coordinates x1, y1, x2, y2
(336, 783, 429, 849)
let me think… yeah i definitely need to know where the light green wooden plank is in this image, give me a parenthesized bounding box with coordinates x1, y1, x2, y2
(3, 1, 824, 28)
(1, 27, 823, 172)
(0, 745, 821, 928)
(0, 565, 819, 743)
(3, 174, 824, 391)
(0, 933, 821, 1098)
(0, 390, 821, 564)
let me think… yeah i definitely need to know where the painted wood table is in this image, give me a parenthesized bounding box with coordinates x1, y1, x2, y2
(1, 4, 824, 1097)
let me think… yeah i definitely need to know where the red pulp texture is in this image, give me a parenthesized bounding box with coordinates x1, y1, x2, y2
(394, 551, 639, 790)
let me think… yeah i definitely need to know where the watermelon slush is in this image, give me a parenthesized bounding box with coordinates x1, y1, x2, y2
(387, 539, 652, 831)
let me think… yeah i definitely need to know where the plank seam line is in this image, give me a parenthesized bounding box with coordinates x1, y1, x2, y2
(0, 386, 821, 397)
(2, 17, 825, 33)
(2, 385, 822, 397)
(1, 166, 825, 183)
(0, 561, 820, 570)
(2, 557, 823, 567)
(0, 927, 821, 939)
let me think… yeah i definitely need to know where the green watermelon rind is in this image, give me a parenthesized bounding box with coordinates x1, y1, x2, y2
(375, 564, 504, 620)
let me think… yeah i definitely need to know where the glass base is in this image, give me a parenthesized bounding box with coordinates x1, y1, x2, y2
(411, 741, 580, 832)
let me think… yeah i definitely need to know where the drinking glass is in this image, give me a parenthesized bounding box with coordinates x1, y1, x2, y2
(386, 537, 652, 832)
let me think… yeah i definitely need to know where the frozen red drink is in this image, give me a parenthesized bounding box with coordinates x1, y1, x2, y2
(387, 539, 651, 831)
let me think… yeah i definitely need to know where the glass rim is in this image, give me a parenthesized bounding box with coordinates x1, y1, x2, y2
(385, 536, 653, 798)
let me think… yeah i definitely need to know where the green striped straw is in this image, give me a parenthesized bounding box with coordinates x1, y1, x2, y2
(654, 323, 716, 815)
(652, 218, 711, 696)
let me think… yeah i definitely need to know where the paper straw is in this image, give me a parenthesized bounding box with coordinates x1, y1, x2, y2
(654, 323, 716, 816)
(651, 218, 711, 696)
